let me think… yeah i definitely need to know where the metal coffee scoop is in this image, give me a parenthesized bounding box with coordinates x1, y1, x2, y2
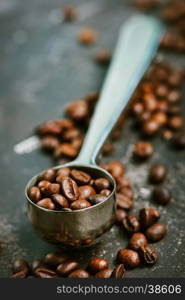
(25, 15, 164, 248)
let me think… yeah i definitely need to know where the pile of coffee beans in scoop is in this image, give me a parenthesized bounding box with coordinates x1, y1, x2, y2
(28, 167, 113, 211)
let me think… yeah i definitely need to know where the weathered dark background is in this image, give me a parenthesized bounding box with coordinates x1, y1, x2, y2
(0, 0, 184, 278)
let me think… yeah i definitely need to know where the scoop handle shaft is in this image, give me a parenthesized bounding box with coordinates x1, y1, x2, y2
(76, 15, 164, 165)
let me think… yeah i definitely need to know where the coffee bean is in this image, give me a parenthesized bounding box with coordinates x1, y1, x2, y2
(139, 246, 158, 265)
(115, 209, 127, 225)
(88, 258, 109, 273)
(37, 120, 62, 136)
(128, 233, 148, 251)
(61, 177, 79, 201)
(57, 167, 71, 178)
(95, 49, 111, 65)
(57, 261, 80, 276)
(28, 186, 41, 203)
(89, 194, 107, 205)
(66, 100, 89, 121)
(70, 199, 91, 210)
(119, 187, 134, 199)
(41, 136, 60, 151)
(100, 189, 111, 196)
(117, 249, 140, 269)
(32, 259, 46, 270)
(63, 128, 81, 141)
(78, 185, 96, 199)
(155, 84, 169, 98)
(51, 194, 69, 208)
(134, 141, 153, 159)
(173, 132, 185, 149)
(167, 90, 181, 103)
(143, 119, 160, 136)
(45, 253, 69, 267)
(139, 208, 160, 229)
(10, 271, 27, 278)
(168, 71, 183, 87)
(78, 28, 97, 45)
(40, 168, 56, 182)
(71, 169, 91, 185)
(12, 258, 30, 276)
(68, 269, 90, 278)
(116, 193, 133, 210)
(38, 180, 51, 195)
(54, 143, 78, 158)
(168, 115, 183, 130)
(149, 164, 168, 184)
(123, 215, 140, 233)
(108, 161, 125, 179)
(132, 102, 144, 116)
(156, 100, 169, 112)
(37, 198, 55, 210)
(153, 186, 172, 205)
(34, 267, 58, 278)
(152, 112, 168, 126)
(143, 93, 157, 112)
(111, 264, 125, 278)
(63, 5, 77, 22)
(95, 269, 113, 278)
(146, 223, 167, 242)
(93, 178, 110, 191)
(162, 129, 173, 140)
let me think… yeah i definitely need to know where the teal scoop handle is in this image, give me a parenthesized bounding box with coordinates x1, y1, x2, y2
(75, 15, 164, 166)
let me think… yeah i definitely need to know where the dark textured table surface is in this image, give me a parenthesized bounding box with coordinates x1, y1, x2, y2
(0, 0, 185, 278)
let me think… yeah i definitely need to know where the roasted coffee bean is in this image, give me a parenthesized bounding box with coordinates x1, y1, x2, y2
(116, 193, 133, 210)
(57, 261, 80, 276)
(61, 177, 79, 201)
(12, 258, 30, 275)
(111, 264, 125, 278)
(48, 183, 60, 195)
(37, 198, 55, 210)
(93, 178, 110, 191)
(28, 186, 41, 203)
(139, 208, 160, 229)
(117, 249, 140, 269)
(143, 93, 157, 112)
(138, 111, 151, 123)
(128, 233, 148, 251)
(108, 161, 125, 179)
(78, 28, 97, 45)
(45, 253, 69, 267)
(32, 259, 46, 270)
(89, 194, 107, 205)
(152, 112, 168, 126)
(173, 132, 185, 149)
(37, 120, 62, 136)
(71, 169, 91, 185)
(51, 194, 69, 208)
(68, 269, 90, 278)
(88, 258, 109, 273)
(167, 90, 181, 103)
(162, 129, 174, 140)
(116, 177, 131, 189)
(149, 164, 168, 184)
(143, 119, 160, 136)
(132, 102, 144, 116)
(115, 209, 127, 225)
(123, 215, 140, 233)
(156, 100, 169, 112)
(63, 5, 77, 21)
(41, 136, 60, 151)
(57, 167, 71, 178)
(146, 223, 167, 242)
(10, 271, 27, 278)
(139, 246, 158, 265)
(95, 49, 111, 65)
(66, 100, 89, 121)
(95, 269, 113, 278)
(38, 180, 51, 194)
(168, 115, 183, 130)
(70, 199, 91, 210)
(78, 185, 96, 199)
(100, 189, 111, 196)
(155, 84, 169, 98)
(102, 143, 114, 155)
(40, 168, 56, 182)
(168, 71, 183, 87)
(34, 267, 58, 278)
(63, 128, 81, 141)
(54, 143, 78, 158)
(153, 186, 172, 205)
(134, 141, 153, 159)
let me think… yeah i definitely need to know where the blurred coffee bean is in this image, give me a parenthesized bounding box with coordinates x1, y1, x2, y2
(65, 100, 89, 121)
(111, 264, 125, 278)
(168, 115, 183, 130)
(63, 128, 81, 141)
(152, 112, 168, 126)
(41, 136, 60, 151)
(128, 233, 148, 251)
(68, 269, 90, 278)
(54, 143, 78, 159)
(123, 215, 140, 233)
(57, 261, 80, 276)
(32, 259, 46, 271)
(139, 208, 160, 229)
(143, 93, 157, 112)
(139, 246, 158, 265)
(107, 160, 125, 179)
(70, 199, 91, 210)
(45, 253, 69, 267)
(57, 167, 71, 178)
(95, 269, 113, 278)
(40, 168, 56, 182)
(134, 141, 153, 159)
(89, 194, 107, 205)
(88, 258, 109, 273)
(143, 119, 160, 136)
(100, 189, 111, 196)
(153, 186, 172, 205)
(115, 209, 127, 225)
(149, 164, 168, 184)
(161, 129, 174, 140)
(117, 249, 140, 269)
(78, 28, 97, 45)
(155, 84, 169, 98)
(71, 169, 91, 185)
(95, 49, 111, 65)
(167, 90, 181, 103)
(146, 223, 167, 242)
(63, 5, 77, 22)
(10, 271, 27, 278)
(117, 193, 133, 210)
